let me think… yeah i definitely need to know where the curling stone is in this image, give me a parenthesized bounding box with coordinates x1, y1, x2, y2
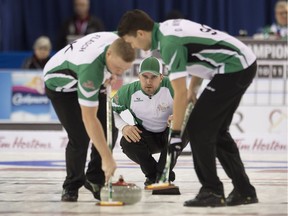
(100, 175, 142, 205)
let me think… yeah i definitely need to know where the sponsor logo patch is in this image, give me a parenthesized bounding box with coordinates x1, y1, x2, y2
(134, 97, 143, 102)
(82, 80, 96, 90)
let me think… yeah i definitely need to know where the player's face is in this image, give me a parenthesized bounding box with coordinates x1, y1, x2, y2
(139, 72, 163, 96)
(276, 5, 288, 26)
(123, 31, 151, 51)
(106, 54, 132, 76)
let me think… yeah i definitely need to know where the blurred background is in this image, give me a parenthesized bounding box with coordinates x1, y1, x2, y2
(0, 0, 280, 51)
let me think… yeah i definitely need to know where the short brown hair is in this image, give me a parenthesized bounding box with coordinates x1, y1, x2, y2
(117, 9, 154, 37)
(111, 38, 136, 62)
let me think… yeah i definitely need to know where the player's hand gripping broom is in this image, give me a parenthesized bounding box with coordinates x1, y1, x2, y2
(145, 102, 194, 194)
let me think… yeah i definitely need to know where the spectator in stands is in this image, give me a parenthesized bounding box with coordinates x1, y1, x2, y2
(254, 0, 288, 39)
(22, 36, 52, 69)
(56, 0, 105, 50)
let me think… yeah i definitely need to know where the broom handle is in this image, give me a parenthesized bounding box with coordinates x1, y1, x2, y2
(180, 102, 194, 137)
(159, 102, 194, 183)
(106, 84, 113, 202)
(157, 121, 173, 183)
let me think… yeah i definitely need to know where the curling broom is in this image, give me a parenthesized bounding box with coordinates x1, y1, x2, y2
(97, 84, 124, 206)
(146, 102, 194, 195)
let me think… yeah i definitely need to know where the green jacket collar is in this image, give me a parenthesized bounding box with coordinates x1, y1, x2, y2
(102, 45, 112, 73)
(151, 23, 160, 51)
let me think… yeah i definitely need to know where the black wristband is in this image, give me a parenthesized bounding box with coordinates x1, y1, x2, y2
(171, 130, 181, 138)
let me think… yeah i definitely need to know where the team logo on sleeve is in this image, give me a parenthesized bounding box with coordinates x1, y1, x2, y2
(82, 80, 96, 90)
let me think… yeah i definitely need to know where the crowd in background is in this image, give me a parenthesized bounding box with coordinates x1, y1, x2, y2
(0, 0, 286, 69)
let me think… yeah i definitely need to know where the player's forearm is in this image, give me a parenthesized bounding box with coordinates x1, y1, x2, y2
(189, 76, 203, 95)
(188, 76, 203, 104)
(113, 111, 128, 132)
(82, 112, 113, 160)
(171, 77, 188, 131)
(173, 92, 187, 131)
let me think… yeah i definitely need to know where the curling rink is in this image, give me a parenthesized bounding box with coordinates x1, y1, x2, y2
(0, 148, 287, 216)
(0, 76, 287, 215)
